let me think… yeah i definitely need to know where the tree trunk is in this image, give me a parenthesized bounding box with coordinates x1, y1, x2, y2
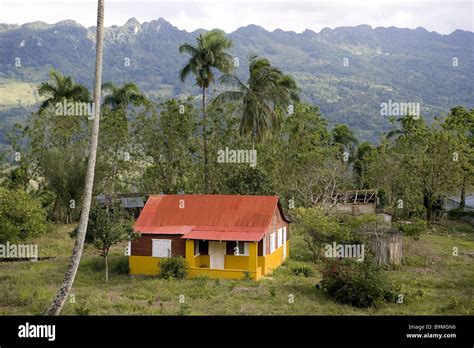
(460, 175, 466, 210)
(202, 86, 209, 193)
(104, 254, 109, 282)
(44, 0, 105, 316)
(426, 200, 433, 224)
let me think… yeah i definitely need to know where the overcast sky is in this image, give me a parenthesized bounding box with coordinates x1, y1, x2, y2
(1, 0, 472, 34)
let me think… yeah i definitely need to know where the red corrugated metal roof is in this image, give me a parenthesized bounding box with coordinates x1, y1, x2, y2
(134, 225, 195, 234)
(184, 230, 264, 242)
(134, 194, 285, 241)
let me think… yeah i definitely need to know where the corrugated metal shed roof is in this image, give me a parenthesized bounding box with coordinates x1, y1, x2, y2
(134, 194, 286, 241)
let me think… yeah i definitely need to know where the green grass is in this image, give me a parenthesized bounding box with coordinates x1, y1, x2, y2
(0, 220, 472, 315)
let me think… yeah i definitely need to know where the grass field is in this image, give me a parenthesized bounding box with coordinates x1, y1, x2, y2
(0, 79, 40, 110)
(0, 220, 472, 315)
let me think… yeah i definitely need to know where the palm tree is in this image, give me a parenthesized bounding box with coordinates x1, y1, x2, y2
(44, 0, 105, 315)
(213, 55, 299, 142)
(102, 81, 147, 113)
(179, 29, 233, 192)
(38, 70, 90, 112)
(331, 124, 358, 161)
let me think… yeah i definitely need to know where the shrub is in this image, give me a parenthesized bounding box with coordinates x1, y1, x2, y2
(0, 187, 47, 243)
(396, 218, 427, 239)
(159, 256, 187, 279)
(112, 256, 130, 275)
(242, 270, 252, 280)
(320, 258, 399, 308)
(448, 209, 474, 224)
(74, 305, 91, 316)
(291, 264, 315, 277)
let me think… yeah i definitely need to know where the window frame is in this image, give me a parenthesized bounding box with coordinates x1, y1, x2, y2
(270, 233, 276, 253)
(277, 228, 283, 248)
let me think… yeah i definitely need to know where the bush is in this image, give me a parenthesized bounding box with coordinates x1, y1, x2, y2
(112, 256, 130, 275)
(0, 187, 47, 243)
(242, 270, 252, 280)
(291, 264, 315, 277)
(159, 256, 187, 279)
(74, 305, 91, 316)
(396, 218, 427, 239)
(448, 209, 474, 222)
(320, 258, 399, 308)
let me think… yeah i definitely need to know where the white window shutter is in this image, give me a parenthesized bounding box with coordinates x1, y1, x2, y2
(164, 240, 171, 257)
(152, 239, 172, 258)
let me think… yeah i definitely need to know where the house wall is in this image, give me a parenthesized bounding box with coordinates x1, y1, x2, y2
(129, 234, 186, 275)
(355, 204, 376, 215)
(262, 206, 290, 256)
(258, 240, 290, 274)
(336, 204, 375, 215)
(194, 254, 210, 268)
(187, 266, 262, 280)
(129, 255, 161, 275)
(130, 234, 185, 257)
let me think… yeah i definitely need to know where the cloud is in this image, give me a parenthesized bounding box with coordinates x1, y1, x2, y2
(1, 0, 472, 34)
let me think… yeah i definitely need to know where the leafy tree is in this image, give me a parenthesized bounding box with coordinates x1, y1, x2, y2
(366, 116, 463, 223)
(442, 106, 474, 210)
(225, 166, 274, 195)
(74, 204, 134, 281)
(132, 98, 199, 194)
(95, 82, 147, 194)
(353, 141, 376, 189)
(294, 207, 351, 262)
(7, 104, 89, 222)
(0, 187, 47, 243)
(179, 30, 234, 192)
(213, 55, 299, 142)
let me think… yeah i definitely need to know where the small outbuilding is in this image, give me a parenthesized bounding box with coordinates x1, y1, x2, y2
(129, 194, 290, 280)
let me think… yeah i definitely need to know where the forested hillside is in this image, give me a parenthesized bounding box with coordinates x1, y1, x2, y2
(0, 18, 473, 142)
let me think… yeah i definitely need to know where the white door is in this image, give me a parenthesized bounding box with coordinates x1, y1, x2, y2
(209, 241, 226, 269)
(283, 227, 287, 258)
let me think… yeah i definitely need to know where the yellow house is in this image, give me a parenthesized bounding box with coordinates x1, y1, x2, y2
(129, 194, 290, 280)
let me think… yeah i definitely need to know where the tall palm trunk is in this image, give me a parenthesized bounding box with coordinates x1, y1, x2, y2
(44, 0, 105, 315)
(460, 175, 466, 210)
(202, 86, 209, 193)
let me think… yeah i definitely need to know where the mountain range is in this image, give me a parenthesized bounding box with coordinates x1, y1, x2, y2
(0, 17, 473, 143)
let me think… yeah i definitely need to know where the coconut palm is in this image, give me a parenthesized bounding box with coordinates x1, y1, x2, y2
(38, 70, 90, 112)
(213, 55, 299, 142)
(179, 29, 233, 192)
(44, 0, 105, 315)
